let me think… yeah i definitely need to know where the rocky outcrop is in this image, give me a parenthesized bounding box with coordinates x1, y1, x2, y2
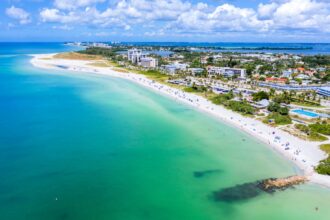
(213, 175, 308, 202)
(260, 176, 307, 193)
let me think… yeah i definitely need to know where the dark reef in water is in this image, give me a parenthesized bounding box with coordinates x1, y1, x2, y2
(213, 182, 261, 202)
(193, 169, 222, 178)
(212, 176, 306, 203)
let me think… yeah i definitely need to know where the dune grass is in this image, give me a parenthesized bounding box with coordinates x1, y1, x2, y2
(54, 52, 102, 60)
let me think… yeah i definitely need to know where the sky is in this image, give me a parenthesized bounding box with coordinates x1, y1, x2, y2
(1, 0, 330, 42)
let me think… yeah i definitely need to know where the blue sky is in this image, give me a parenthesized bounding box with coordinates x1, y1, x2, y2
(1, 0, 330, 42)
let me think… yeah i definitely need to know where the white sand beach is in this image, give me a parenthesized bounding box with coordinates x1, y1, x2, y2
(30, 53, 330, 188)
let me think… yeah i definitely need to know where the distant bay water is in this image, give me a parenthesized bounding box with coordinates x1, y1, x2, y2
(120, 42, 330, 55)
(0, 43, 330, 220)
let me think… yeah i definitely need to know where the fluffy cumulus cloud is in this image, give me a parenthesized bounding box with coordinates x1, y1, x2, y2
(38, 0, 330, 36)
(6, 6, 31, 24)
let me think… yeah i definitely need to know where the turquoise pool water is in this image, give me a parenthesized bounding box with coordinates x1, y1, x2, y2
(291, 109, 320, 118)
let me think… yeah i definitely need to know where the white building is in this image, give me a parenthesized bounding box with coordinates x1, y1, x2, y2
(282, 69, 293, 78)
(188, 68, 204, 76)
(127, 48, 145, 64)
(162, 63, 189, 75)
(140, 57, 158, 68)
(207, 66, 246, 78)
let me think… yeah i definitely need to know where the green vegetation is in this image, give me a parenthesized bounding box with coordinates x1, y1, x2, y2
(267, 102, 289, 115)
(302, 55, 330, 67)
(309, 131, 328, 141)
(315, 157, 330, 175)
(316, 144, 330, 175)
(79, 47, 123, 58)
(294, 123, 328, 141)
(309, 122, 330, 136)
(226, 100, 255, 115)
(320, 144, 330, 154)
(211, 92, 255, 115)
(210, 92, 234, 105)
(252, 91, 269, 101)
(184, 84, 207, 93)
(294, 124, 310, 134)
(272, 93, 291, 104)
(264, 113, 292, 125)
(134, 69, 169, 82)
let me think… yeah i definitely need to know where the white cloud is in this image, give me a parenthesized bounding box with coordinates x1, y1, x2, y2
(40, 8, 79, 23)
(54, 0, 105, 10)
(271, 0, 330, 30)
(171, 0, 330, 34)
(38, 0, 330, 37)
(6, 6, 31, 24)
(258, 2, 278, 20)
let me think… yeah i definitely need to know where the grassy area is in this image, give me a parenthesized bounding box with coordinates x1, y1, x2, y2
(210, 93, 233, 105)
(309, 132, 328, 141)
(88, 62, 113, 67)
(291, 101, 321, 107)
(113, 67, 129, 73)
(54, 52, 102, 60)
(320, 144, 330, 154)
(183, 86, 207, 93)
(294, 123, 329, 142)
(316, 144, 330, 175)
(309, 123, 330, 136)
(264, 113, 292, 125)
(131, 69, 169, 82)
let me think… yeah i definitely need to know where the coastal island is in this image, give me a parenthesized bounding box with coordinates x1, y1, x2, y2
(31, 44, 330, 188)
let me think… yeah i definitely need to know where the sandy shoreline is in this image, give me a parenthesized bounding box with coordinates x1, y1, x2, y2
(30, 53, 330, 188)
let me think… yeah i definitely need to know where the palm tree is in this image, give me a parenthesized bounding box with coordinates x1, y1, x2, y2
(269, 88, 276, 98)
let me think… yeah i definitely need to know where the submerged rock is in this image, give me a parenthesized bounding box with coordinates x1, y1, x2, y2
(213, 182, 261, 202)
(212, 175, 307, 203)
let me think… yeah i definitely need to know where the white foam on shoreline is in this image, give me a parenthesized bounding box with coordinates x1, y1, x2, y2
(30, 53, 330, 188)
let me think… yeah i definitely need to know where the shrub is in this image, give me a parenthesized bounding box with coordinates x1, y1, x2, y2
(268, 102, 280, 112)
(267, 113, 292, 125)
(252, 91, 269, 101)
(227, 101, 255, 115)
(316, 144, 330, 175)
(278, 107, 289, 115)
(316, 157, 330, 175)
(211, 92, 234, 105)
(267, 102, 289, 115)
(294, 124, 310, 134)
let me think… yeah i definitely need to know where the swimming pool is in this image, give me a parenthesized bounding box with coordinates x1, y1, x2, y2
(291, 109, 320, 118)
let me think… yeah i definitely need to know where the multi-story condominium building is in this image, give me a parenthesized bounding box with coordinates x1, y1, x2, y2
(162, 63, 189, 75)
(127, 48, 145, 64)
(207, 66, 246, 78)
(140, 57, 158, 68)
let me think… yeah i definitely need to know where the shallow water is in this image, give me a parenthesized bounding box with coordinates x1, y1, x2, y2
(0, 43, 330, 220)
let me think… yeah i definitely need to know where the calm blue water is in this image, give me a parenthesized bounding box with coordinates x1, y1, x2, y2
(0, 42, 81, 55)
(1, 43, 330, 220)
(119, 42, 330, 55)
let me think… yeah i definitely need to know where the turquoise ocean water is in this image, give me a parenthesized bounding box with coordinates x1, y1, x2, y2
(1, 43, 330, 220)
